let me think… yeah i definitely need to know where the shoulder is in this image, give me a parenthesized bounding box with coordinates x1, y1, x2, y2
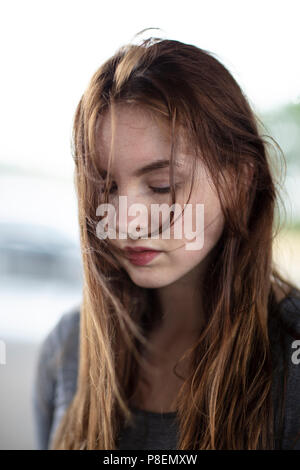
(47, 305, 81, 347)
(34, 305, 81, 399)
(270, 286, 300, 373)
(37, 306, 80, 374)
(276, 287, 300, 340)
(32, 305, 81, 449)
(272, 287, 300, 449)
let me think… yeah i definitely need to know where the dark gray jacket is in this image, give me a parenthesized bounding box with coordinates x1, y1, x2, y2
(32, 289, 300, 450)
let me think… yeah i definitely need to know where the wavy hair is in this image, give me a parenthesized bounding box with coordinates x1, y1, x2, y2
(50, 29, 299, 449)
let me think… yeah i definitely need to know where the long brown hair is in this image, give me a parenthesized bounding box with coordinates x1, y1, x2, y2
(50, 29, 299, 450)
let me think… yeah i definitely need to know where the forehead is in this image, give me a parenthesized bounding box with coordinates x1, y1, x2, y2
(95, 104, 191, 172)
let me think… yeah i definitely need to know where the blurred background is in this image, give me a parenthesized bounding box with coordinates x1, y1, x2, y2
(0, 0, 299, 449)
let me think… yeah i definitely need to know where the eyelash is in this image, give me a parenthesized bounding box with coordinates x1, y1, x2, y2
(149, 186, 171, 194)
(101, 183, 179, 194)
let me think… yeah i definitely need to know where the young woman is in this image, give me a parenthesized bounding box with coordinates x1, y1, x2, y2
(32, 31, 300, 450)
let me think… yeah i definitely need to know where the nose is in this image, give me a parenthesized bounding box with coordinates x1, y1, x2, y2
(115, 194, 150, 240)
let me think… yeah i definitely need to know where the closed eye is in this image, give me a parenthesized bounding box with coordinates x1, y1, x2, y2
(149, 186, 171, 194)
(100, 183, 180, 195)
(149, 183, 181, 194)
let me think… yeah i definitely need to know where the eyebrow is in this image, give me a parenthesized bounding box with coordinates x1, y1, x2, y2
(99, 159, 184, 178)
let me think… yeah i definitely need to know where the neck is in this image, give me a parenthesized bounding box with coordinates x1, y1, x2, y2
(150, 249, 215, 352)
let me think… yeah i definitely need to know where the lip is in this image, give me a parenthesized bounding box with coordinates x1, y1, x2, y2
(124, 246, 162, 266)
(124, 246, 161, 252)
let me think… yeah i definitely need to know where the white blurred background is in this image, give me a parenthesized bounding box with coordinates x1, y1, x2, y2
(0, 0, 299, 449)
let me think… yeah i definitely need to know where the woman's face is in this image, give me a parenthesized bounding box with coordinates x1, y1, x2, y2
(95, 103, 225, 289)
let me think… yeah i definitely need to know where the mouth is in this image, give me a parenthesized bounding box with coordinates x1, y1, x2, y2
(124, 246, 163, 266)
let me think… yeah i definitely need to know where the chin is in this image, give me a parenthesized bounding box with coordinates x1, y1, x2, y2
(127, 267, 181, 290)
(129, 276, 166, 289)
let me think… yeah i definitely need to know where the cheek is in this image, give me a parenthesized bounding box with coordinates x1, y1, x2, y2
(164, 212, 224, 281)
(168, 232, 215, 271)
(168, 185, 224, 250)
(201, 191, 225, 248)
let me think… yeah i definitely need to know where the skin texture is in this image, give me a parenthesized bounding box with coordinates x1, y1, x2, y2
(95, 103, 226, 411)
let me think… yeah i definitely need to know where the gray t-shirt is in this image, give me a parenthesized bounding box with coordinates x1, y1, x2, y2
(32, 289, 300, 450)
